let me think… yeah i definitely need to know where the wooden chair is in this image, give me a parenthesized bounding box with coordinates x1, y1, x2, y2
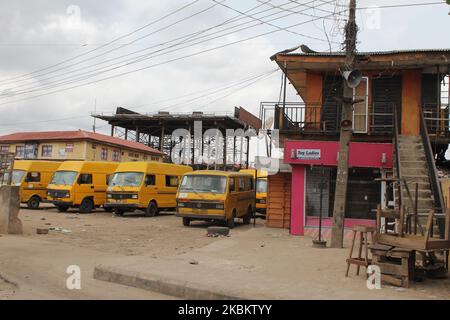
(346, 225, 376, 277)
(375, 206, 450, 251)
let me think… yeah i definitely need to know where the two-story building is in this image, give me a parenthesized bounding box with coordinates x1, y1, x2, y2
(0, 130, 164, 162)
(262, 48, 450, 238)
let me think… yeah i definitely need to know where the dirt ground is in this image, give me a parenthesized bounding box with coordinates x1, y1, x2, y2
(19, 205, 262, 258)
(0, 205, 262, 299)
(2, 205, 450, 300)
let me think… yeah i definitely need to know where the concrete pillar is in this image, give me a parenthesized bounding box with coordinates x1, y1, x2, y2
(0, 186, 22, 235)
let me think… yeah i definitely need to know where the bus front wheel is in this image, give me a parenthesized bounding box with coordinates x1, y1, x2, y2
(79, 198, 94, 214)
(27, 196, 41, 210)
(145, 202, 158, 217)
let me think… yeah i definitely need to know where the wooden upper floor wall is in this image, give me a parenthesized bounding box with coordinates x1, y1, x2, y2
(272, 49, 450, 136)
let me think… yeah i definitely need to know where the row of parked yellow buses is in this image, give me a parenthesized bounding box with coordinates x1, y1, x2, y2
(11, 160, 268, 228)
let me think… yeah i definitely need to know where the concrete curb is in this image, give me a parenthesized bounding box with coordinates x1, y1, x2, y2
(93, 264, 248, 300)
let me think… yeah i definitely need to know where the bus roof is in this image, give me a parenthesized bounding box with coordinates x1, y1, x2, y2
(114, 161, 192, 175)
(13, 160, 62, 172)
(56, 161, 119, 173)
(239, 169, 268, 179)
(183, 170, 254, 178)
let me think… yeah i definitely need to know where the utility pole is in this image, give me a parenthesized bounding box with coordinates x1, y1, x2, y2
(330, 0, 358, 248)
(93, 98, 97, 133)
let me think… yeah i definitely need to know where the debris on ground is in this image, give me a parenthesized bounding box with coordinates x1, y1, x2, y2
(36, 228, 49, 235)
(207, 226, 230, 237)
(189, 259, 199, 265)
(48, 227, 72, 234)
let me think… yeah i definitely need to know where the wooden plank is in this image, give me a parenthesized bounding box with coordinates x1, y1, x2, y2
(377, 234, 428, 250)
(374, 261, 409, 276)
(381, 274, 405, 287)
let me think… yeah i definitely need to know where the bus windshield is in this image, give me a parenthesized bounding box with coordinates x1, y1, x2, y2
(11, 170, 26, 186)
(256, 179, 268, 193)
(180, 175, 227, 194)
(109, 172, 144, 187)
(50, 171, 78, 186)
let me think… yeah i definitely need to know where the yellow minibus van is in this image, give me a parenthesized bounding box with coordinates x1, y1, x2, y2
(105, 162, 192, 216)
(240, 169, 268, 215)
(47, 161, 118, 213)
(176, 171, 255, 228)
(11, 160, 62, 209)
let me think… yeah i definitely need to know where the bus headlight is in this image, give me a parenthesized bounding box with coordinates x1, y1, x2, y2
(131, 194, 138, 199)
(177, 202, 185, 207)
(107, 193, 112, 199)
(215, 203, 224, 210)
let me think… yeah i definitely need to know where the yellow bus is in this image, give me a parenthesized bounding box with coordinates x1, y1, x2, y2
(47, 161, 118, 213)
(105, 162, 192, 216)
(11, 160, 62, 209)
(240, 169, 268, 215)
(176, 171, 255, 228)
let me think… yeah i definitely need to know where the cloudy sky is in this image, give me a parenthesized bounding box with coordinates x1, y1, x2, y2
(0, 0, 448, 136)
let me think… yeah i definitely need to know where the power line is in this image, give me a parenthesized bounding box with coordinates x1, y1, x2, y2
(0, 0, 221, 87)
(0, 0, 202, 85)
(212, 0, 340, 44)
(1, 0, 332, 93)
(0, 69, 278, 125)
(335, 1, 444, 10)
(0, 8, 343, 107)
(2, 0, 336, 97)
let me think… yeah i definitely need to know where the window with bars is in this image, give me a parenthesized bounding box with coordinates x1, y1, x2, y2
(0, 145, 10, 154)
(41, 145, 53, 157)
(15, 146, 25, 157)
(112, 150, 120, 162)
(65, 143, 74, 153)
(101, 148, 108, 160)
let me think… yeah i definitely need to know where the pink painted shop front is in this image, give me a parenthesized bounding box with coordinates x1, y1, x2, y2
(284, 140, 393, 236)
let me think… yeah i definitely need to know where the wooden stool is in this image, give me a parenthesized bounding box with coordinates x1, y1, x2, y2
(345, 225, 376, 277)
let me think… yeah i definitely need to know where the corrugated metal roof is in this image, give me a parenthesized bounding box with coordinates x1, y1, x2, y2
(273, 47, 450, 58)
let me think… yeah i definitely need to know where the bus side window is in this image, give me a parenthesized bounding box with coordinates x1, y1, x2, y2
(238, 178, 245, 192)
(246, 177, 254, 191)
(26, 172, 41, 183)
(78, 174, 92, 185)
(145, 175, 156, 186)
(166, 175, 178, 187)
(229, 177, 235, 193)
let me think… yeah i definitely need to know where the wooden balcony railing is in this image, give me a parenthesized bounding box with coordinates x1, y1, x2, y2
(260, 102, 395, 135)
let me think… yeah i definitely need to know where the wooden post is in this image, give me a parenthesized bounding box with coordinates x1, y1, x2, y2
(425, 210, 435, 245)
(445, 208, 450, 241)
(331, 0, 358, 248)
(376, 204, 382, 238)
(414, 183, 419, 235)
(399, 206, 405, 237)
